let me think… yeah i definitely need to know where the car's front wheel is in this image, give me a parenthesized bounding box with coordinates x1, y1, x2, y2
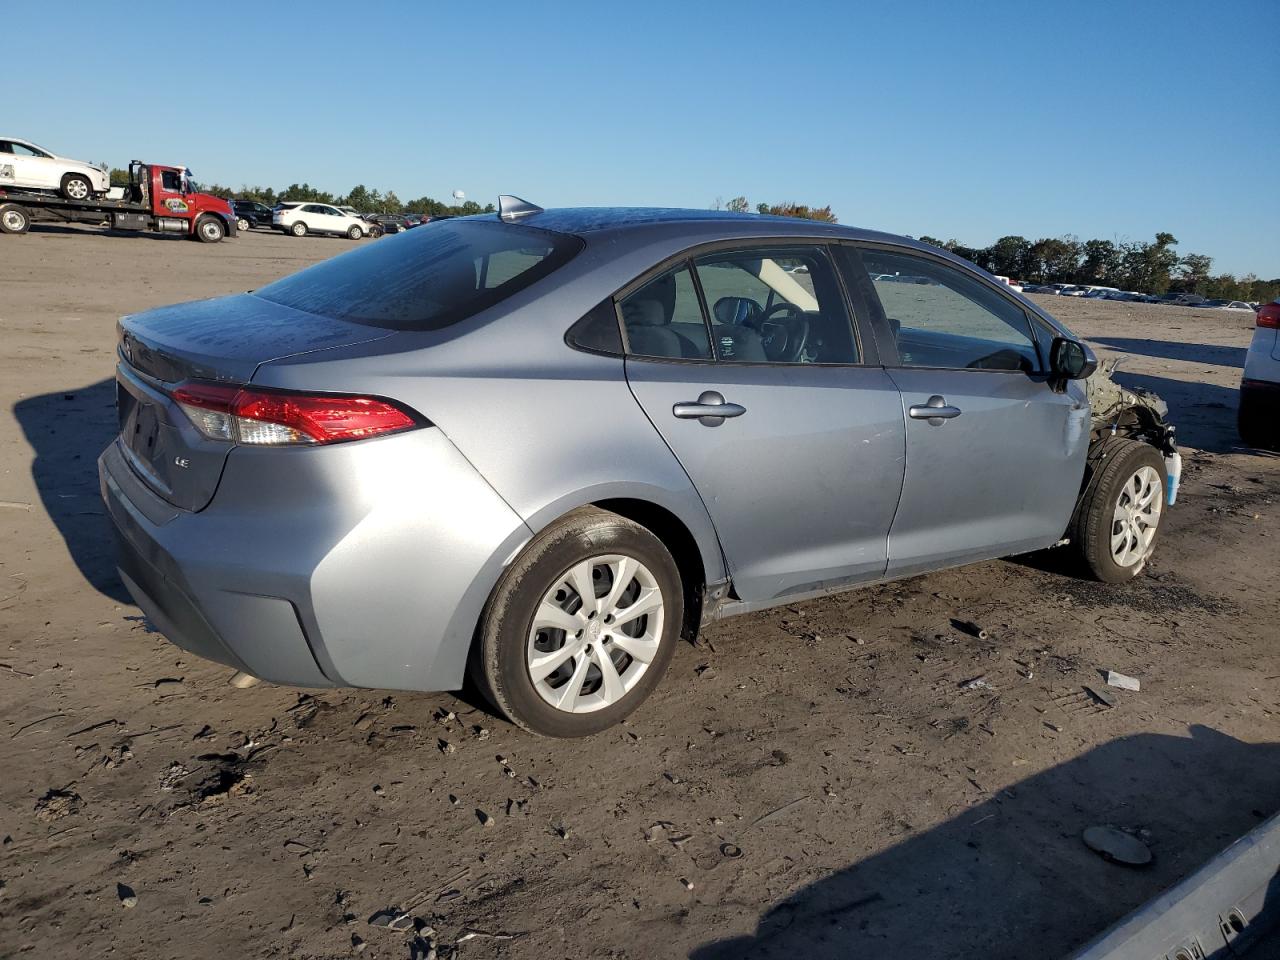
(347, 225, 363, 239)
(471, 507, 683, 737)
(1069, 437, 1167, 582)
(61, 174, 93, 201)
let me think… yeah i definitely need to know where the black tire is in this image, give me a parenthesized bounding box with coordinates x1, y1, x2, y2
(470, 507, 684, 737)
(290, 221, 308, 237)
(347, 225, 363, 240)
(1238, 392, 1278, 450)
(369, 225, 384, 238)
(60, 173, 92, 201)
(1068, 437, 1168, 583)
(193, 216, 225, 243)
(0, 203, 31, 234)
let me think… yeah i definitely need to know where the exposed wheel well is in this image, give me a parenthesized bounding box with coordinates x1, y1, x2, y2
(593, 498, 707, 638)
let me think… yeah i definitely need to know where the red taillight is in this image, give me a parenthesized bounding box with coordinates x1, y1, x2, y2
(1257, 303, 1280, 329)
(170, 382, 422, 446)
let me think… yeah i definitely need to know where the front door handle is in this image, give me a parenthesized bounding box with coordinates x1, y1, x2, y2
(673, 390, 746, 426)
(908, 395, 962, 426)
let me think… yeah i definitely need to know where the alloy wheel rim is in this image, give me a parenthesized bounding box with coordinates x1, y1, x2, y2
(1111, 465, 1162, 567)
(67, 179, 88, 199)
(526, 554, 664, 714)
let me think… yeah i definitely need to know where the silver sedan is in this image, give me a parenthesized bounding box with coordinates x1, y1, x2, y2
(99, 199, 1178, 736)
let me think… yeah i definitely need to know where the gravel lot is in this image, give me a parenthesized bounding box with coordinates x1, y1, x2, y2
(1, 226, 1277, 960)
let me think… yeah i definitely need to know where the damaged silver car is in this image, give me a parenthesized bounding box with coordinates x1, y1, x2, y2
(101, 203, 1179, 736)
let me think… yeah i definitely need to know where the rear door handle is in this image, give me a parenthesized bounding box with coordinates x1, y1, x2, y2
(673, 390, 746, 425)
(908, 395, 962, 425)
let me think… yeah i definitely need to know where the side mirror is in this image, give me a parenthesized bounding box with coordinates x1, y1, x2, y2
(1050, 336, 1097, 380)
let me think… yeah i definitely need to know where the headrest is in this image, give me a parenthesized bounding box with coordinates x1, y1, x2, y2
(621, 299, 665, 326)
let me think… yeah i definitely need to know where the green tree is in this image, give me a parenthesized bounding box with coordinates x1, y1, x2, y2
(979, 236, 1032, 278)
(726, 196, 750, 213)
(1119, 232, 1179, 294)
(1175, 253, 1213, 294)
(1027, 236, 1081, 282)
(1075, 239, 1122, 285)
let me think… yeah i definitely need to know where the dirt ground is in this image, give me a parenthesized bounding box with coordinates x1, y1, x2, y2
(2, 225, 1277, 960)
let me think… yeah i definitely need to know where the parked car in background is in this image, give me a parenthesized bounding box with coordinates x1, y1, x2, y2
(1197, 299, 1255, 311)
(272, 202, 373, 238)
(992, 275, 1023, 292)
(231, 199, 274, 232)
(98, 201, 1178, 737)
(1239, 300, 1280, 449)
(0, 136, 110, 200)
(367, 213, 409, 234)
(402, 213, 429, 228)
(1057, 285, 1088, 297)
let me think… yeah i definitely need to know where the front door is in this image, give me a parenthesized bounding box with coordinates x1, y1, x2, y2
(153, 168, 191, 219)
(621, 245, 906, 602)
(849, 245, 1089, 577)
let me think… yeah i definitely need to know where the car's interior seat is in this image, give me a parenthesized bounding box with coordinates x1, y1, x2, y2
(622, 299, 687, 358)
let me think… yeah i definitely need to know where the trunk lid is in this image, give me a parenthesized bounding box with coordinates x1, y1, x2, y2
(115, 292, 394, 511)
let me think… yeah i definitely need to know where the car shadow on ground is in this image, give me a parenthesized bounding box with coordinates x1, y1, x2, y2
(25, 223, 195, 242)
(1089, 336, 1248, 369)
(690, 725, 1280, 960)
(13, 378, 130, 601)
(1107, 370, 1248, 455)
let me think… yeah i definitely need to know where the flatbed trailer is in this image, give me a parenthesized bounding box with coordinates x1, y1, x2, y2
(0, 160, 237, 243)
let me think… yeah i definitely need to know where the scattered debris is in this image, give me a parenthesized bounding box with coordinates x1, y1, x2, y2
(228, 671, 260, 689)
(34, 787, 82, 822)
(719, 843, 743, 860)
(10, 713, 65, 739)
(457, 928, 518, 944)
(645, 821, 675, 842)
(1105, 670, 1141, 692)
(1083, 685, 1118, 708)
(476, 808, 494, 828)
(678, 877, 694, 891)
(1083, 825, 1153, 867)
(0, 501, 32, 511)
(116, 882, 137, 908)
(437, 739, 455, 755)
(952, 619, 989, 640)
(367, 909, 414, 930)
(959, 675, 992, 691)
(752, 795, 810, 828)
(152, 677, 183, 690)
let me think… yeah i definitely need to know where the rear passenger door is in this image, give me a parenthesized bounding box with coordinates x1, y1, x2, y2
(622, 243, 906, 602)
(844, 245, 1089, 577)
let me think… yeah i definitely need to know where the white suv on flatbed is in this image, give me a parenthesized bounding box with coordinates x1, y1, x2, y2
(273, 202, 373, 239)
(0, 136, 110, 200)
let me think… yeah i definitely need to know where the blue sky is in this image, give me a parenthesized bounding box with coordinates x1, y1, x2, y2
(10, 0, 1277, 276)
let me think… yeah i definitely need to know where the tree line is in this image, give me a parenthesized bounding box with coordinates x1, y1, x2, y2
(915, 232, 1278, 303)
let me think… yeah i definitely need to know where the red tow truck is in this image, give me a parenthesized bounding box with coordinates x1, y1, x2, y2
(0, 161, 237, 242)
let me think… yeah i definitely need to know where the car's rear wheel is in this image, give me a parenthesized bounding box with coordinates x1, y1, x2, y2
(471, 507, 683, 737)
(0, 203, 31, 234)
(347, 225, 363, 239)
(1238, 391, 1278, 450)
(290, 221, 307, 237)
(60, 174, 92, 201)
(1069, 438, 1167, 582)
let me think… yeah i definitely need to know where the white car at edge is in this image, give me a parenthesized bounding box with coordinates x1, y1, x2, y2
(0, 136, 110, 200)
(1240, 300, 1280, 449)
(272, 201, 373, 239)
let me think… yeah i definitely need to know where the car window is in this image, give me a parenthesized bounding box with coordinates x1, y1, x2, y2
(302, 204, 326, 214)
(160, 170, 183, 192)
(859, 248, 1039, 372)
(619, 266, 713, 361)
(479, 247, 546, 289)
(11, 143, 46, 158)
(693, 246, 858, 364)
(256, 220, 583, 331)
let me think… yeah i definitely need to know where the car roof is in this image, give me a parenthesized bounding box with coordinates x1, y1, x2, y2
(457, 206, 945, 257)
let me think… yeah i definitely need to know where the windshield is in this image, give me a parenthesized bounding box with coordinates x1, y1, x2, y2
(184, 171, 202, 193)
(256, 219, 584, 331)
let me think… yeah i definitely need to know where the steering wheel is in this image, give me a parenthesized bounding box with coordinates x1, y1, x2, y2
(759, 302, 810, 362)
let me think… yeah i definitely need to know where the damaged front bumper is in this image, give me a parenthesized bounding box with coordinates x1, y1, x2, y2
(1085, 359, 1181, 504)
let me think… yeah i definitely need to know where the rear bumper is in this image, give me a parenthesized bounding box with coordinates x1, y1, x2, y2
(99, 428, 532, 691)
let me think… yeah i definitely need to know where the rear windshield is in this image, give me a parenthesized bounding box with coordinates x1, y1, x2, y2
(255, 220, 582, 331)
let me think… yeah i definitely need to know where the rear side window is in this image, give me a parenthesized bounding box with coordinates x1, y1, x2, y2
(256, 220, 584, 331)
(619, 266, 714, 360)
